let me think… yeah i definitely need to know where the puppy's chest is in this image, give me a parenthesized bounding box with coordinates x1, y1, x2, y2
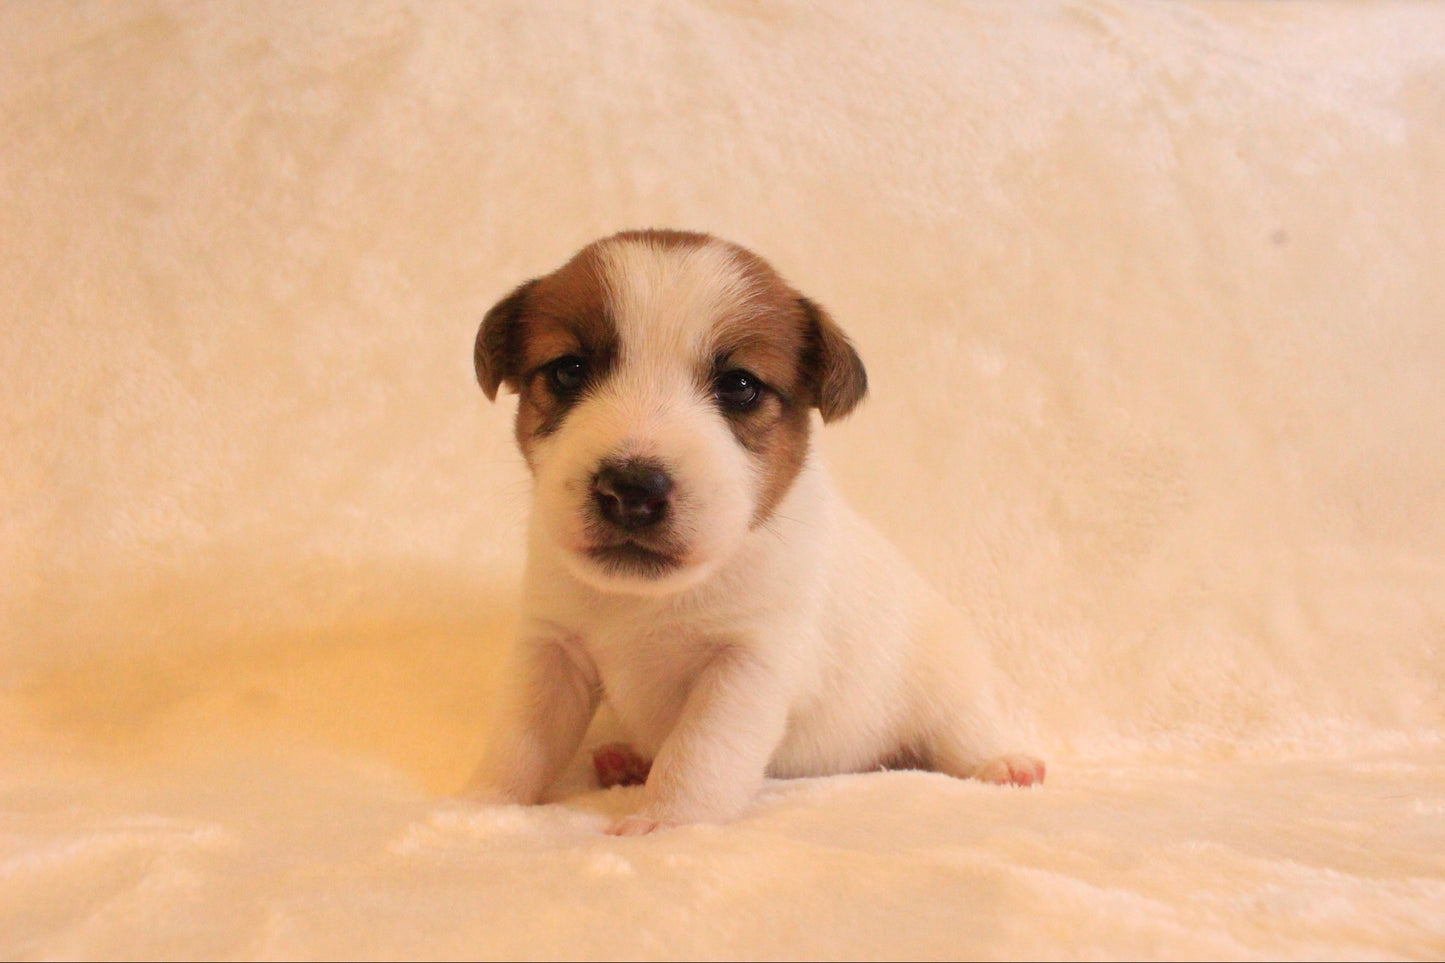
(582, 616, 734, 751)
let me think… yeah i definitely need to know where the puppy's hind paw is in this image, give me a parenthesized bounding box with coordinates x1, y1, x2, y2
(974, 754, 1046, 788)
(592, 742, 653, 789)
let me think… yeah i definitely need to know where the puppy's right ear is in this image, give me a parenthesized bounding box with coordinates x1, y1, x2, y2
(475, 280, 537, 400)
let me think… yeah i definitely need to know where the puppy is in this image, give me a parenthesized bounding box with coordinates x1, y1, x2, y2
(468, 229, 1043, 835)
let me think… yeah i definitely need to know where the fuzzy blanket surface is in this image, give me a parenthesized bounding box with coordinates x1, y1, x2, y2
(3, 1, 1444, 958)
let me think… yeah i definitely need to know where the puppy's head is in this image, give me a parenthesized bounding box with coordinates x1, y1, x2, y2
(476, 230, 866, 595)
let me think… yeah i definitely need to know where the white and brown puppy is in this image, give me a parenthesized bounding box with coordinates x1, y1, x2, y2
(469, 229, 1043, 835)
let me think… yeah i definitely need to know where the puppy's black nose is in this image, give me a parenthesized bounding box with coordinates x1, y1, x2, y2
(592, 458, 673, 531)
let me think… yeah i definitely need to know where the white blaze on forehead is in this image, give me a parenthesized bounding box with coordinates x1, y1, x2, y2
(598, 238, 758, 368)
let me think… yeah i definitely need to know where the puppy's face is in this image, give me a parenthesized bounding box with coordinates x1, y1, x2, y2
(476, 231, 866, 595)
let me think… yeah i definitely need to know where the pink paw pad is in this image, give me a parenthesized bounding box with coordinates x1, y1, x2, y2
(607, 814, 664, 836)
(975, 755, 1046, 787)
(591, 742, 653, 789)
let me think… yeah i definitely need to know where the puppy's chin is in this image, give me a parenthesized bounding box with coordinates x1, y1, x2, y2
(560, 540, 725, 598)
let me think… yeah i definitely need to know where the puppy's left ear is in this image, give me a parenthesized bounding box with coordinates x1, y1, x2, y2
(475, 280, 537, 401)
(799, 297, 868, 422)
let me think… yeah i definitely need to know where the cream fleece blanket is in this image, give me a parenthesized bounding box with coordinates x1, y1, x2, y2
(3, 1, 1444, 958)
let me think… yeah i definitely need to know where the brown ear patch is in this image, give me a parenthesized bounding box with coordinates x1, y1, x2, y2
(476, 246, 620, 467)
(798, 296, 868, 422)
(475, 280, 537, 401)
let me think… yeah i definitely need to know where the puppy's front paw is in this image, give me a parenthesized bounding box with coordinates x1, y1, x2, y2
(974, 754, 1046, 787)
(606, 813, 677, 836)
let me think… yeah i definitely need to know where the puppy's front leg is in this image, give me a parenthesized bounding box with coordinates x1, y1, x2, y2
(609, 645, 788, 835)
(465, 634, 598, 806)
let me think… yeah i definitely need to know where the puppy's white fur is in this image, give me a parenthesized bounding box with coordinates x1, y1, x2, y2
(469, 230, 1042, 835)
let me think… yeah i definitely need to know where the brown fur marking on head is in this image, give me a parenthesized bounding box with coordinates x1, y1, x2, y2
(476, 246, 620, 465)
(699, 245, 863, 526)
(610, 228, 715, 253)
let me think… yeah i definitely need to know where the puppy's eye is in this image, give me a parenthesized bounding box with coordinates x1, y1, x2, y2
(546, 356, 588, 399)
(714, 369, 763, 413)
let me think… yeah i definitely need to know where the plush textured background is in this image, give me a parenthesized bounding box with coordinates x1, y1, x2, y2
(3, 1, 1443, 958)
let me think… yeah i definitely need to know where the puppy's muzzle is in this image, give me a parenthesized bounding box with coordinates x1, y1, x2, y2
(591, 458, 673, 532)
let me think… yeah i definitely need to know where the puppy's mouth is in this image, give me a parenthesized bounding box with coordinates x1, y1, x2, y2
(583, 539, 683, 579)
